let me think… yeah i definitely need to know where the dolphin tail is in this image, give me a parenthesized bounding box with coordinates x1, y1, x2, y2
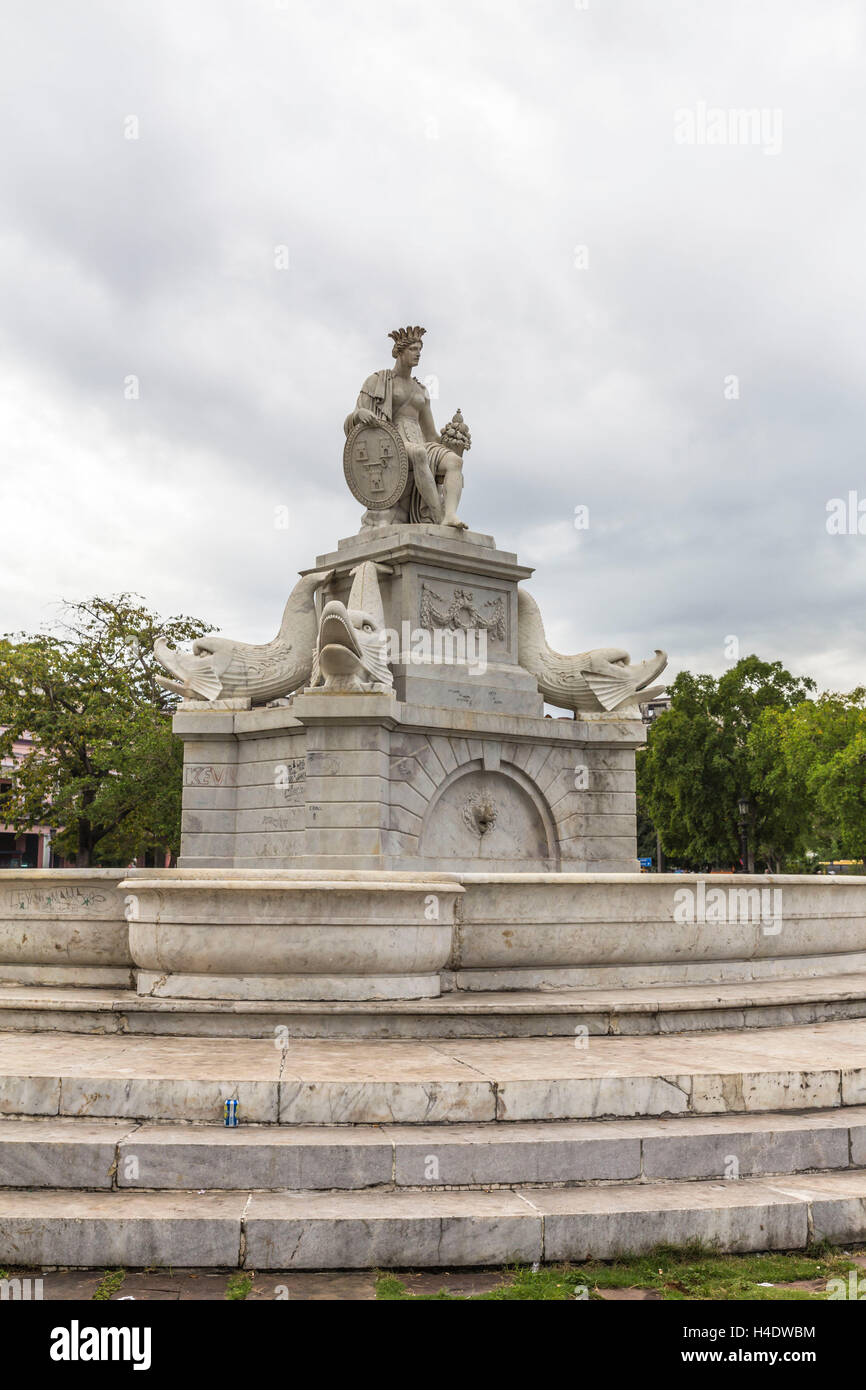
(582, 668, 667, 712)
(153, 637, 224, 702)
(347, 561, 389, 630)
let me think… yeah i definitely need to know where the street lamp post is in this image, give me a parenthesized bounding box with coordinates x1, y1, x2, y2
(738, 797, 751, 873)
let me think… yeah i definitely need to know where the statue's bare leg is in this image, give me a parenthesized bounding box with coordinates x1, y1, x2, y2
(439, 452, 467, 529)
(361, 504, 407, 529)
(410, 445, 442, 522)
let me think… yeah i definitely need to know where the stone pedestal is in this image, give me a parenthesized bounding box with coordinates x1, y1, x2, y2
(304, 524, 542, 717)
(175, 694, 642, 874)
(174, 527, 646, 876)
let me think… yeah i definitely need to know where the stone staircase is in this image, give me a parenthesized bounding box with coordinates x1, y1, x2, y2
(3, 972, 866, 1038)
(1, 1013, 866, 1267)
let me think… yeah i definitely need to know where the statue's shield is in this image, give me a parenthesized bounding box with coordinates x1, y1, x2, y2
(343, 420, 409, 509)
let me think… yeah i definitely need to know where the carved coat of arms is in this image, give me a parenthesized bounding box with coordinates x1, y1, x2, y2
(343, 420, 409, 510)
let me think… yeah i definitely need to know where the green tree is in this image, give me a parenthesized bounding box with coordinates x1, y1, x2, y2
(0, 595, 210, 867)
(636, 808, 659, 864)
(749, 689, 866, 864)
(637, 656, 815, 871)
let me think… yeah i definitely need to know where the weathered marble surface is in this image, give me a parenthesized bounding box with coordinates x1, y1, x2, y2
(5, 869, 866, 1009)
(2, 1019, 866, 1124)
(0, 1118, 135, 1187)
(0, 869, 133, 987)
(174, 692, 643, 873)
(124, 870, 462, 1002)
(115, 1122, 392, 1191)
(2, 1109, 863, 1191)
(4, 1022, 866, 1267)
(452, 872, 866, 976)
(245, 1189, 539, 1269)
(0, 1189, 246, 1268)
(134, 970, 443, 1002)
(536, 1181, 809, 1261)
(132, 867, 866, 1001)
(5, 968, 866, 1039)
(9, 1172, 866, 1268)
(306, 526, 541, 715)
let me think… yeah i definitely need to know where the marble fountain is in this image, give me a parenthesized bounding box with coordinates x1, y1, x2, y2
(1, 326, 866, 1270)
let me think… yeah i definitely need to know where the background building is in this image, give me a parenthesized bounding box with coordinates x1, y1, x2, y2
(641, 696, 672, 725)
(0, 732, 54, 867)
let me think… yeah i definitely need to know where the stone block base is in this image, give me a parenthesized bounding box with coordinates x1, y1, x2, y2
(174, 695, 643, 873)
(135, 970, 442, 1002)
(123, 870, 462, 1002)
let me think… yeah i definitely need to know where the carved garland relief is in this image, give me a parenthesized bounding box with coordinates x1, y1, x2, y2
(419, 583, 506, 641)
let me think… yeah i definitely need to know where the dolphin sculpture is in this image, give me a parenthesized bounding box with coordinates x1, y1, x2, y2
(154, 569, 333, 704)
(310, 561, 393, 693)
(517, 586, 667, 714)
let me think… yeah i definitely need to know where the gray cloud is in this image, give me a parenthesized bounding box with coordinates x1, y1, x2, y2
(1, 0, 865, 691)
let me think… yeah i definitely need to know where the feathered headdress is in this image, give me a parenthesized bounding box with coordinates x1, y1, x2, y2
(388, 325, 426, 356)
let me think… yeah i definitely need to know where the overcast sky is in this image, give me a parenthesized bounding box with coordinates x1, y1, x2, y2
(1, 0, 864, 693)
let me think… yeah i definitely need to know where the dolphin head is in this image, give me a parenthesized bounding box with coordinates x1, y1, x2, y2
(317, 602, 379, 678)
(312, 563, 392, 691)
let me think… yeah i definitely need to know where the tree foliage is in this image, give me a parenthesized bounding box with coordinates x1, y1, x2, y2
(748, 689, 866, 864)
(0, 595, 211, 866)
(637, 655, 816, 871)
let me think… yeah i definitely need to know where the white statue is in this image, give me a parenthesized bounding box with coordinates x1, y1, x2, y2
(343, 326, 469, 530)
(154, 570, 332, 704)
(310, 562, 393, 693)
(517, 587, 667, 714)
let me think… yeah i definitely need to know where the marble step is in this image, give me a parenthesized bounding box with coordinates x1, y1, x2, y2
(3, 972, 866, 1038)
(2, 1108, 866, 1190)
(2, 1021, 866, 1125)
(3, 1170, 866, 1268)
(449, 951, 866, 992)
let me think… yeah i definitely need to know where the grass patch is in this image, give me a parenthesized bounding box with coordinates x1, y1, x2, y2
(92, 1269, 126, 1301)
(225, 1272, 254, 1301)
(375, 1245, 866, 1301)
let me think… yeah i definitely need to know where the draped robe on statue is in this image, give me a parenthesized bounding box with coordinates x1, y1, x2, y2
(344, 370, 451, 523)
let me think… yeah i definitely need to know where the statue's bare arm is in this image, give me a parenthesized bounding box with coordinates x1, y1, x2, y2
(419, 400, 440, 445)
(343, 396, 381, 435)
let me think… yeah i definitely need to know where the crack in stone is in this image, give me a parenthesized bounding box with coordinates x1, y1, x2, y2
(660, 1074, 692, 1105)
(239, 1191, 254, 1268)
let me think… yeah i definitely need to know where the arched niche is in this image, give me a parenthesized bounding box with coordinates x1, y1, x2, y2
(418, 760, 558, 865)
